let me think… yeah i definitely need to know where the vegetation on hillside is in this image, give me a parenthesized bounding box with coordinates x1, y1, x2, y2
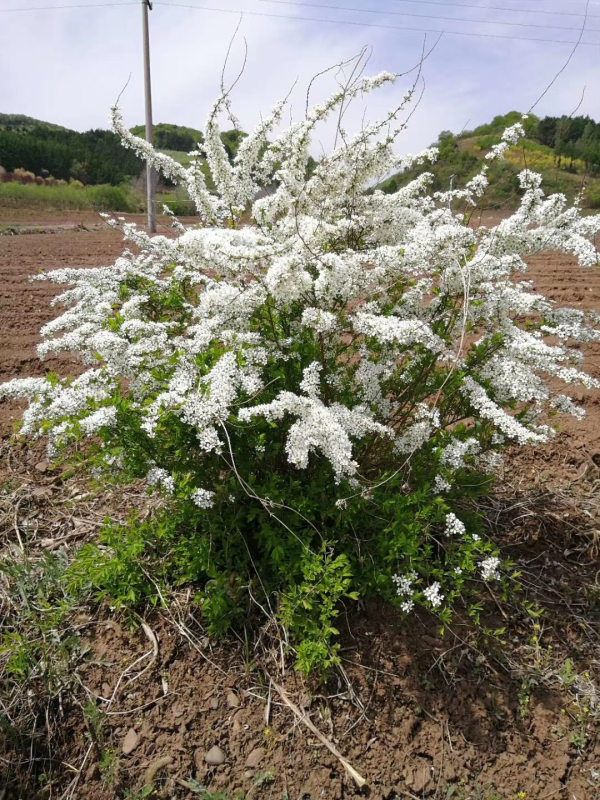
(129, 122, 204, 152)
(0, 115, 248, 190)
(380, 111, 600, 208)
(0, 124, 143, 186)
(3, 108, 599, 211)
(0, 113, 68, 133)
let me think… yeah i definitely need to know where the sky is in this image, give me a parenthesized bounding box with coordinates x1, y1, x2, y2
(1, 0, 599, 154)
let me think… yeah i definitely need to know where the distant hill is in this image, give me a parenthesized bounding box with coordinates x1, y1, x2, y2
(0, 114, 248, 186)
(129, 123, 247, 171)
(0, 116, 143, 185)
(379, 111, 600, 209)
(130, 122, 204, 153)
(0, 113, 70, 133)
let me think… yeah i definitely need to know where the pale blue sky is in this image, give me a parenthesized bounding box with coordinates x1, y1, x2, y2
(1, 0, 599, 153)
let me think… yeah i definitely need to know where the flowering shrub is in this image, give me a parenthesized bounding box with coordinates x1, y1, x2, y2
(3, 72, 599, 672)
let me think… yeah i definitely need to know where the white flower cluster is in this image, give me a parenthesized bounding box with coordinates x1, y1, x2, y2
(392, 570, 417, 613)
(239, 363, 392, 481)
(444, 512, 466, 537)
(480, 556, 501, 581)
(146, 466, 174, 494)
(433, 475, 451, 493)
(1, 71, 598, 510)
(423, 582, 444, 608)
(190, 487, 215, 509)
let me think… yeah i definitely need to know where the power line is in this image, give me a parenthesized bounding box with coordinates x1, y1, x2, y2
(155, 1, 600, 46)
(384, 0, 600, 20)
(8, 0, 596, 44)
(261, 0, 600, 32)
(0, 2, 137, 11)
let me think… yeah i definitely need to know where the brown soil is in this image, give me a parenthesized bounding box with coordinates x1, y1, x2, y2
(0, 209, 599, 800)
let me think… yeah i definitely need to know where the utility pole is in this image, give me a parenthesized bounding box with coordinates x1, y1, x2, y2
(142, 0, 156, 232)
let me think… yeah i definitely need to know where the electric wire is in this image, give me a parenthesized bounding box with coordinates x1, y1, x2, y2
(4, 0, 600, 45)
(260, 0, 600, 32)
(155, 1, 600, 46)
(0, 2, 138, 11)
(384, 0, 600, 20)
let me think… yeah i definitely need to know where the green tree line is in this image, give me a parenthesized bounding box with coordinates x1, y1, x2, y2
(0, 119, 249, 184)
(536, 115, 600, 173)
(0, 126, 144, 184)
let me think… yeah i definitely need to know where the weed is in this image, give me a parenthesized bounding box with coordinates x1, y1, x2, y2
(99, 748, 120, 788)
(82, 698, 106, 743)
(176, 779, 238, 799)
(517, 678, 531, 719)
(0, 548, 90, 796)
(445, 782, 503, 799)
(557, 658, 575, 688)
(0, 550, 83, 701)
(567, 698, 592, 751)
(254, 770, 275, 786)
(123, 787, 155, 799)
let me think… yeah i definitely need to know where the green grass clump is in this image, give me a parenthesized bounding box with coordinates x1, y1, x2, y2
(0, 182, 140, 212)
(160, 148, 193, 168)
(159, 190, 197, 216)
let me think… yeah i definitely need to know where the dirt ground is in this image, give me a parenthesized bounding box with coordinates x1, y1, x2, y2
(0, 208, 599, 800)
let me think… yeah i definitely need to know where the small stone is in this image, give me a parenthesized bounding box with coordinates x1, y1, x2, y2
(245, 747, 266, 769)
(84, 762, 100, 782)
(231, 713, 242, 735)
(209, 696, 219, 710)
(121, 728, 140, 755)
(405, 758, 433, 794)
(226, 690, 240, 708)
(205, 745, 226, 766)
(34, 460, 48, 473)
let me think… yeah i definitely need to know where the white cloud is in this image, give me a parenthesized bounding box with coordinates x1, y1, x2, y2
(1, 0, 598, 157)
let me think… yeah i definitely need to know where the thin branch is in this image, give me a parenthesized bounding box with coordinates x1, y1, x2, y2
(528, 0, 590, 114)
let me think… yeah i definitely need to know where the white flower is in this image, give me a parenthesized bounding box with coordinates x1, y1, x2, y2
(190, 487, 215, 509)
(434, 475, 451, 493)
(301, 307, 338, 333)
(423, 582, 444, 608)
(79, 406, 117, 435)
(146, 467, 174, 494)
(440, 438, 481, 470)
(392, 571, 417, 596)
(239, 363, 392, 481)
(444, 512, 466, 537)
(480, 556, 501, 581)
